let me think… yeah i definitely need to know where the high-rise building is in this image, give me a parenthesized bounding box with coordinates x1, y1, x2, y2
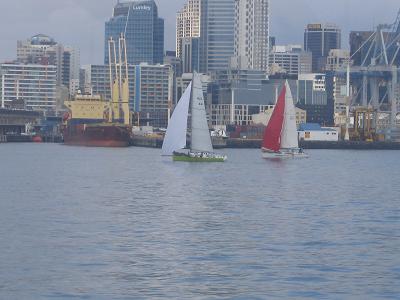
(269, 45, 312, 77)
(0, 63, 57, 111)
(105, 0, 164, 65)
(176, 0, 201, 59)
(17, 34, 80, 94)
(304, 24, 341, 72)
(234, 0, 269, 72)
(201, 0, 235, 72)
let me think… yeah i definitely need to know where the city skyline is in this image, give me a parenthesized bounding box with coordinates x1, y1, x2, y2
(0, 0, 398, 64)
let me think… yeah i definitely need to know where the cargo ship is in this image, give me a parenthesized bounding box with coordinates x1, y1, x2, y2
(63, 122, 131, 147)
(62, 35, 132, 147)
(63, 87, 132, 148)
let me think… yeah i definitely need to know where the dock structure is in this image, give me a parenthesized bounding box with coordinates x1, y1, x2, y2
(0, 108, 40, 141)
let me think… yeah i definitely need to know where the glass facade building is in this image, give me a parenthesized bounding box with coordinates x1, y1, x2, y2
(200, 0, 235, 72)
(104, 0, 164, 65)
(304, 24, 341, 73)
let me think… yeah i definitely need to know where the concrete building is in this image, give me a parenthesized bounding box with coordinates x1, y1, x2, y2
(269, 45, 312, 77)
(17, 34, 80, 94)
(0, 63, 57, 111)
(324, 71, 348, 127)
(176, 0, 201, 59)
(252, 106, 307, 128)
(326, 49, 350, 71)
(164, 51, 182, 77)
(83, 63, 173, 128)
(233, 0, 269, 72)
(304, 23, 341, 72)
(105, 0, 164, 65)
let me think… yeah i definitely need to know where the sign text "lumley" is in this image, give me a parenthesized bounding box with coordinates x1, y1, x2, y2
(132, 5, 151, 11)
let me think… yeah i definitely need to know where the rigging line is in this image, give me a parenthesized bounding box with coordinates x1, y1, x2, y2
(124, 3, 131, 37)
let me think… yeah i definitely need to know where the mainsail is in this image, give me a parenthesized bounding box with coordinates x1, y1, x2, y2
(161, 82, 192, 155)
(280, 82, 299, 149)
(190, 73, 213, 153)
(262, 85, 286, 152)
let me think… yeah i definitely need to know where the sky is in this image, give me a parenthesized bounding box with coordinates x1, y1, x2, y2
(0, 0, 399, 64)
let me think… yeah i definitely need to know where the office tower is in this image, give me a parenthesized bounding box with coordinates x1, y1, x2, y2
(176, 0, 201, 59)
(0, 63, 57, 111)
(304, 24, 341, 72)
(105, 0, 164, 65)
(201, 0, 235, 72)
(269, 45, 312, 77)
(234, 0, 269, 72)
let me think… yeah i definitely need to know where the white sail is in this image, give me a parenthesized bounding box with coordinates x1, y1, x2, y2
(161, 82, 192, 155)
(280, 81, 299, 149)
(190, 73, 213, 153)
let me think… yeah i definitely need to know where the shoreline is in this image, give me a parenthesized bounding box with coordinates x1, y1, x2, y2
(3, 135, 400, 150)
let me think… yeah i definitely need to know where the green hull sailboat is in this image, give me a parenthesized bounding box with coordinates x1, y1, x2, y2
(162, 73, 227, 162)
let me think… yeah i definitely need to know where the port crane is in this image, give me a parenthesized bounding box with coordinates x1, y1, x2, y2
(340, 9, 400, 141)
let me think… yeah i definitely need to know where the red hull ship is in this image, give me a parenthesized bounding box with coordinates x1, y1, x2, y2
(63, 123, 131, 147)
(63, 35, 133, 148)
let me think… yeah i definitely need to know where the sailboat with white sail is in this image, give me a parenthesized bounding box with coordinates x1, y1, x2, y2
(162, 73, 227, 162)
(261, 81, 308, 159)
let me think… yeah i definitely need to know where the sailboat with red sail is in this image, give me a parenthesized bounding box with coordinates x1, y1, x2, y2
(261, 81, 308, 158)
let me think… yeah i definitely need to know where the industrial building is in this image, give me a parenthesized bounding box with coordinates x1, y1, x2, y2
(298, 123, 340, 142)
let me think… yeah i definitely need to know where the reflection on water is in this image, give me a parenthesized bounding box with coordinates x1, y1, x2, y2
(0, 144, 399, 299)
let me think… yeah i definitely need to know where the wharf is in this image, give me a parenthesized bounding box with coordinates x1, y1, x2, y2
(130, 136, 228, 149)
(1, 135, 63, 143)
(224, 138, 400, 150)
(131, 136, 163, 148)
(300, 140, 400, 150)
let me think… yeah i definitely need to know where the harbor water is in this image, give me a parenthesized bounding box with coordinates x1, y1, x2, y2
(0, 144, 399, 299)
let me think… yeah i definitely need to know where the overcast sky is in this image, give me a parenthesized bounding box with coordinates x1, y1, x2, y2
(0, 0, 398, 64)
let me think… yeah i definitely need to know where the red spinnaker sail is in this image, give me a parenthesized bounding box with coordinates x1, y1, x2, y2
(262, 85, 286, 152)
